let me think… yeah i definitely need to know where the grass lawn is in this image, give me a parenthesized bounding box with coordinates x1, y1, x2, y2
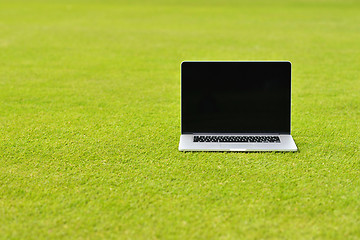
(0, 0, 359, 239)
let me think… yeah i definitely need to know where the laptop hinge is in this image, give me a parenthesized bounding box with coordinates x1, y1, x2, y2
(192, 133, 281, 135)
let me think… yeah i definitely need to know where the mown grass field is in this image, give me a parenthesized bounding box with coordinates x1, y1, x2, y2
(0, 0, 359, 239)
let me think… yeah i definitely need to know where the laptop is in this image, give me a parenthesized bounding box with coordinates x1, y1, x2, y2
(179, 61, 298, 152)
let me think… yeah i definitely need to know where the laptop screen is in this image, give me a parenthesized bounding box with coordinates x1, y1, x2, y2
(181, 61, 291, 134)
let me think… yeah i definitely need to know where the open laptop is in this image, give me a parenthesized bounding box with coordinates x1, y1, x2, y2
(179, 61, 298, 152)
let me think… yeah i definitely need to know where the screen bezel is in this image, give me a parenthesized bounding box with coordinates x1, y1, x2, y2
(180, 61, 292, 134)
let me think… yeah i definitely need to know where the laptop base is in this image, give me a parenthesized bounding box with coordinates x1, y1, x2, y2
(179, 134, 297, 152)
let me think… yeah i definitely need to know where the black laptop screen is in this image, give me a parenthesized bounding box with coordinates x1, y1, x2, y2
(181, 61, 291, 134)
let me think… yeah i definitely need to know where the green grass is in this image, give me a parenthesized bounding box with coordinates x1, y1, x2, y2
(1, 0, 359, 239)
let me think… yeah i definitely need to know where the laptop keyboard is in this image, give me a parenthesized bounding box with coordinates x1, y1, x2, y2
(193, 136, 281, 143)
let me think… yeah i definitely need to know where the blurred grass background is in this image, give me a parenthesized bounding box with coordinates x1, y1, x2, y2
(0, 0, 359, 239)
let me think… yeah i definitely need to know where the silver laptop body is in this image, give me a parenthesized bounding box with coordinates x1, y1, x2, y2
(179, 61, 297, 152)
